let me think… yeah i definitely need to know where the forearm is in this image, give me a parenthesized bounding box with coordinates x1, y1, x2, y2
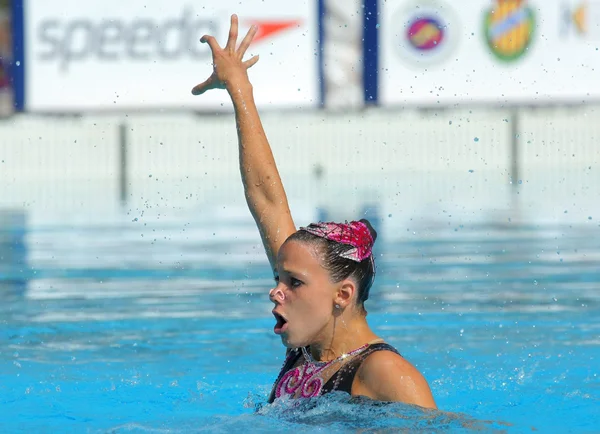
(228, 81, 287, 206)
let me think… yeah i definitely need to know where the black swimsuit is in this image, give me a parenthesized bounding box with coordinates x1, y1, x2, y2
(268, 343, 400, 403)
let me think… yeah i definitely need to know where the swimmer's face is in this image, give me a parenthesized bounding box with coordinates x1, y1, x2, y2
(270, 239, 338, 348)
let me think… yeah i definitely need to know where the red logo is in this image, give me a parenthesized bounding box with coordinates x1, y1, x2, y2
(244, 19, 303, 43)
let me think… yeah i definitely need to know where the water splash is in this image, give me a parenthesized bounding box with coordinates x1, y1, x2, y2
(249, 393, 512, 433)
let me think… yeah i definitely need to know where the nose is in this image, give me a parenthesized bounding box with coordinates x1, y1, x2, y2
(269, 284, 286, 303)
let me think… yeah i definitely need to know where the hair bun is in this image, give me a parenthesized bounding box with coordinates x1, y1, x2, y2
(359, 218, 378, 243)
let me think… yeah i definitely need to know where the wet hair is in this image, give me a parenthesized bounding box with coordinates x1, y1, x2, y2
(286, 219, 377, 309)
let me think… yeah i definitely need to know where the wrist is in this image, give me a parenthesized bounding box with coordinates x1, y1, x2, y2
(226, 75, 253, 95)
(227, 80, 254, 104)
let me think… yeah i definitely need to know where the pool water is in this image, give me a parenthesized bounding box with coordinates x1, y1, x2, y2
(1, 209, 598, 433)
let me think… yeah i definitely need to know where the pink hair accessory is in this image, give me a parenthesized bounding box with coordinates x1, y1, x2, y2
(300, 221, 374, 262)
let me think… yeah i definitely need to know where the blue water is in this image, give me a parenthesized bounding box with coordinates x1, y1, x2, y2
(1, 211, 599, 433)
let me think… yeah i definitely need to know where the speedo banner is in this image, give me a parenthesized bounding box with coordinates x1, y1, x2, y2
(377, 0, 600, 107)
(17, 0, 320, 112)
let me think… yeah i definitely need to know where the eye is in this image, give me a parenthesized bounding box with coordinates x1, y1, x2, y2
(291, 277, 303, 288)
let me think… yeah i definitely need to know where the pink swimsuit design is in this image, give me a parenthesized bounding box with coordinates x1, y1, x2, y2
(275, 359, 328, 399)
(274, 343, 372, 400)
(268, 342, 399, 404)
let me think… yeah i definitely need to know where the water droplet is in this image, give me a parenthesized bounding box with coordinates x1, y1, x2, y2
(375, 23, 380, 29)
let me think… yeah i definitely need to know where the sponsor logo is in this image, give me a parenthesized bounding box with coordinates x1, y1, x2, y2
(484, 0, 535, 62)
(246, 19, 302, 43)
(35, 7, 302, 72)
(560, 1, 600, 39)
(392, 0, 459, 67)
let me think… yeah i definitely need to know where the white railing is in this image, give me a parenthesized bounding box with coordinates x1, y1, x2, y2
(0, 106, 599, 227)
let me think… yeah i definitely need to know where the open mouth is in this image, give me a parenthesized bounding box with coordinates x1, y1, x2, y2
(273, 311, 288, 335)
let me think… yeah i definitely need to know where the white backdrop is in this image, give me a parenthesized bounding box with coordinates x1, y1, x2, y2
(379, 0, 600, 107)
(23, 0, 319, 112)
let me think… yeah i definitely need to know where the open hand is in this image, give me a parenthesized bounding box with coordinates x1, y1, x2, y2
(191, 14, 259, 96)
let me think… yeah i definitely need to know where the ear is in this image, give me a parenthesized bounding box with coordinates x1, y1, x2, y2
(334, 279, 358, 309)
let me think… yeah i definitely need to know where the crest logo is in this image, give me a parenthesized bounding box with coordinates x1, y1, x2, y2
(484, 0, 535, 62)
(560, 1, 600, 40)
(393, 1, 459, 67)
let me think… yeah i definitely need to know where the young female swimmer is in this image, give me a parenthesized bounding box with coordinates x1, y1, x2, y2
(191, 14, 436, 409)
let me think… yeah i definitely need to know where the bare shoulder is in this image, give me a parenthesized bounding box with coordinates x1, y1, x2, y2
(352, 349, 437, 409)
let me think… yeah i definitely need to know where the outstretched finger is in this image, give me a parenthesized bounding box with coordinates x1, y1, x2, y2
(225, 14, 239, 52)
(191, 76, 216, 95)
(244, 55, 260, 69)
(237, 24, 258, 59)
(200, 35, 221, 53)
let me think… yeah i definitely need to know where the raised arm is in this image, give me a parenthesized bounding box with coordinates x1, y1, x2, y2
(192, 15, 296, 271)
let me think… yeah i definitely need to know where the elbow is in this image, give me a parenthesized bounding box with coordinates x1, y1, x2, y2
(244, 184, 287, 209)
